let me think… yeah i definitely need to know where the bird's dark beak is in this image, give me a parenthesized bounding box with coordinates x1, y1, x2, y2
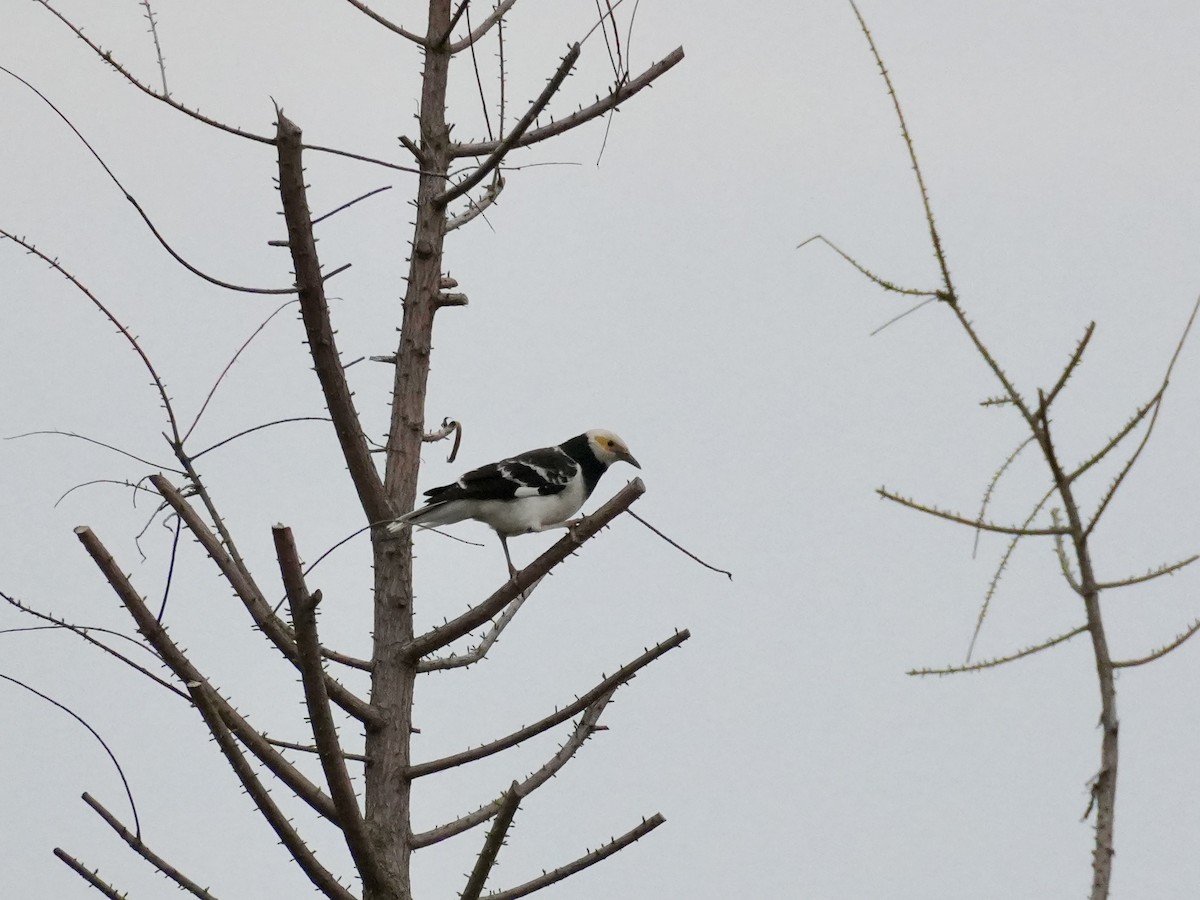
(621, 450, 642, 469)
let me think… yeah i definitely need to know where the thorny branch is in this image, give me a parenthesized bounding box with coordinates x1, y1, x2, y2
(83, 792, 217, 900)
(276, 112, 391, 525)
(274, 525, 392, 896)
(410, 630, 689, 776)
(437, 43, 581, 206)
(462, 782, 522, 900)
(74, 526, 344, 825)
(404, 479, 646, 660)
(451, 47, 685, 157)
(484, 814, 665, 900)
(410, 688, 616, 847)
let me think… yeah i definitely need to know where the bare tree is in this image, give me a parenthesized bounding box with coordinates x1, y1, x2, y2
(2, 3, 687, 897)
(801, 6, 1200, 899)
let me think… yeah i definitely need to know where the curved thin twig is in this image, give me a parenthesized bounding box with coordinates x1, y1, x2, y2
(6, 429, 180, 472)
(0, 229, 182, 442)
(185, 299, 297, 441)
(0, 671, 140, 837)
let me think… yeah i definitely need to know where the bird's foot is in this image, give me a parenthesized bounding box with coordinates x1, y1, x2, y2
(562, 517, 585, 542)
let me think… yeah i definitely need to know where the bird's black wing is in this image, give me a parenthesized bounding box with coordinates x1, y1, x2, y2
(424, 446, 577, 503)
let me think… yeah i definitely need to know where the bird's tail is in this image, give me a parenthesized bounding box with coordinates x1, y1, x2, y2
(385, 501, 456, 535)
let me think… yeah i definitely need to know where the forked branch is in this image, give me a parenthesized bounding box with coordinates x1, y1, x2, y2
(73, 526, 342, 824)
(410, 689, 615, 848)
(451, 47, 685, 158)
(437, 43, 581, 206)
(410, 629, 690, 776)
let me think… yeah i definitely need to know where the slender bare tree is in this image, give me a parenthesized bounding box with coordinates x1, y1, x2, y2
(2, 3, 687, 897)
(801, 6, 1200, 899)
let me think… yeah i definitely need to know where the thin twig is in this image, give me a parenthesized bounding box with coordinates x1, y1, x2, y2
(1095, 555, 1200, 591)
(878, 488, 1065, 536)
(0, 672, 140, 837)
(625, 509, 731, 578)
(184, 299, 297, 442)
(911, 626, 1088, 676)
(138, 0, 169, 97)
(1113, 618, 1200, 668)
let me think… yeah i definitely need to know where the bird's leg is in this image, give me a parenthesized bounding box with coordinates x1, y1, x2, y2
(499, 535, 519, 581)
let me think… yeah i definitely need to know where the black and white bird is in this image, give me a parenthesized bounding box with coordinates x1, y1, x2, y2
(387, 429, 640, 576)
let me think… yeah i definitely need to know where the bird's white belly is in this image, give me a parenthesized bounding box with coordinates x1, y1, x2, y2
(474, 480, 587, 536)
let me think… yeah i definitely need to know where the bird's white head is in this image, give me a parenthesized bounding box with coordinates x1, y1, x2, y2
(585, 429, 641, 469)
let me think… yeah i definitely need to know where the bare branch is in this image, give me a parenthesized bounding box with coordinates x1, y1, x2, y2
(342, 0, 426, 44)
(404, 478, 646, 659)
(1052, 513, 1084, 596)
(1070, 389, 1163, 484)
(73, 525, 343, 824)
(53, 849, 127, 900)
(446, 174, 505, 232)
(184, 299, 296, 441)
(6, 429, 178, 473)
(437, 43, 581, 206)
(848, 0, 954, 300)
(0, 671, 140, 838)
(312, 184, 393, 225)
(417, 581, 538, 672)
(911, 626, 1088, 676)
(1084, 296, 1200, 538)
(0, 228, 181, 440)
(410, 629, 690, 776)
(1096, 555, 1200, 591)
(796, 234, 940, 298)
(276, 112, 391, 525)
(965, 486, 1056, 663)
(263, 735, 367, 763)
(451, 46, 685, 158)
(972, 436, 1036, 558)
(1041, 322, 1096, 413)
(138, 1, 169, 96)
(83, 792, 217, 900)
(463, 782, 522, 900)
(1, 591, 188, 700)
(625, 509, 731, 578)
(1114, 617, 1200, 668)
(449, 0, 518, 53)
(150, 475, 376, 724)
(191, 417, 332, 460)
(186, 681, 357, 900)
(274, 526, 392, 895)
(877, 487, 1065, 536)
(484, 814, 665, 900)
(411, 689, 615, 848)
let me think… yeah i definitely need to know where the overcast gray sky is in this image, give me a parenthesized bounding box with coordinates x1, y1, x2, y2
(4, 1, 1200, 897)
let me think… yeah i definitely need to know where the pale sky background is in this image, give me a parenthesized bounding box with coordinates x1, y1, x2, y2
(3, 2, 1200, 898)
